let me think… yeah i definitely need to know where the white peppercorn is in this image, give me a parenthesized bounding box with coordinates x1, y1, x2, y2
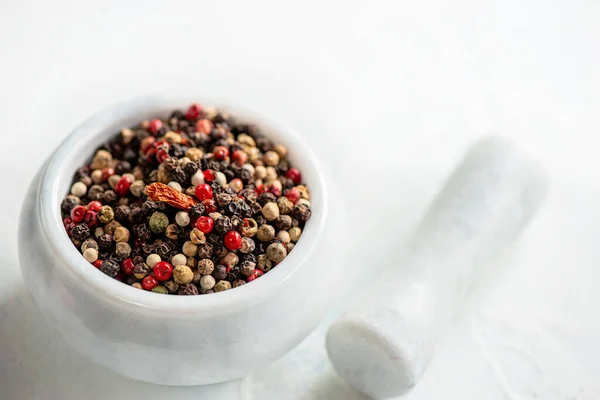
(168, 181, 182, 192)
(83, 248, 98, 263)
(91, 169, 103, 184)
(130, 180, 145, 197)
(182, 241, 198, 257)
(257, 224, 275, 242)
(215, 171, 227, 187)
(265, 166, 277, 181)
(266, 242, 287, 263)
(173, 265, 194, 284)
(71, 181, 87, 197)
(200, 275, 216, 290)
(175, 211, 190, 227)
(262, 202, 279, 221)
(171, 253, 187, 267)
(255, 165, 267, 180)
(191, 170, 204, 186)
(146, 254, 161, 268)
(81, 238, 98, 253)
(276, 230, 291, 243)
(108, 174, 121, 189)
(288, 226, 302, 242)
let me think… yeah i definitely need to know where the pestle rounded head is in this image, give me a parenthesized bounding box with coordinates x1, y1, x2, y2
(326, 311, 433, 399)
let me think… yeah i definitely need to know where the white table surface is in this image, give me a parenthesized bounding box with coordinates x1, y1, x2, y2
(1, 0, 600, 399)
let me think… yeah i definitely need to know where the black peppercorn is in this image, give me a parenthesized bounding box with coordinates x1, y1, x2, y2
(231, 215, 244, 232)
(226, 266, 240, 281)
(87, 186, 104, 202)
(132, 224, 152, 240)
(72, 223, 91, 241)
(129, 207, 145, 224)
(240, 188, 258, 203)
(214, 216, 232, 235)
(184, 161, 200, 175)
(241, 253, 257, 264)
(293, 204, 312, 222)
(256, 215, 267, 226)
(214, 244, 228, 259)
(275, 215, 293, 231)
(142, 200, 158, 216)
(115, 161, 132, 175)
(102, 190, 117, 204)
(170, 110, 184, 119)
(207, 232, 221, 245)
(61, 196, 79, 215)
(100, 259, 120, 278)
(212, 264, 227, 281)
(142, 243, 155, 255)
(258, 192, 277, 206)
(98, 234, 113, 249)
(197, 243, 214, 259)
(133, 255, 144, 265)
(114, 205, 130, 222)
(188, 203, 206, 219)
(133, 263, 150, 279)
(239, 202, 252, 218)
(162, 157, 179, 172)
(156, 242, 171, 259)
(178, 283, 199, 295)
(172, 167, 187, 184)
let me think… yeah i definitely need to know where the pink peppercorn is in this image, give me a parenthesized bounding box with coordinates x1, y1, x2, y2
(196, 119, 213, 134)
(285, 168, 302, 185)
(148, 119, 163, 135)
(114, 176, 132, 197)
(71, 205, 87, 223)
(186, 103, 202, 120)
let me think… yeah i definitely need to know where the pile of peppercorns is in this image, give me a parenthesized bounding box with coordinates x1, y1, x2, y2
(61, 103, 311, 295)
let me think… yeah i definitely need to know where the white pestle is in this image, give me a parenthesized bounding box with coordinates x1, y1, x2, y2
(326, 136, 549, 399)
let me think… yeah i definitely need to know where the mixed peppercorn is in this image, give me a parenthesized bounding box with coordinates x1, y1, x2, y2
(60, 103, 311, 295)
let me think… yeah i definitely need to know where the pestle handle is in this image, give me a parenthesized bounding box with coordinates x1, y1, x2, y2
(326, 136, 548, 399)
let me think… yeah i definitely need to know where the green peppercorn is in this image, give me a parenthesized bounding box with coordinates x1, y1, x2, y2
(114, 226, 130, 243)
(214, 280, 232, 292)
(98, 205, 114, 224)
(149, 212, 169, 234)
(164, 280, 179, 293)
(152, 285, 169, 294)
(115, 242, 132, 258)
(257, 254, 272, 272)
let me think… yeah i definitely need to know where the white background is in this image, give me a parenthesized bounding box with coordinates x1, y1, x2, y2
(1, 0, 600, 399)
